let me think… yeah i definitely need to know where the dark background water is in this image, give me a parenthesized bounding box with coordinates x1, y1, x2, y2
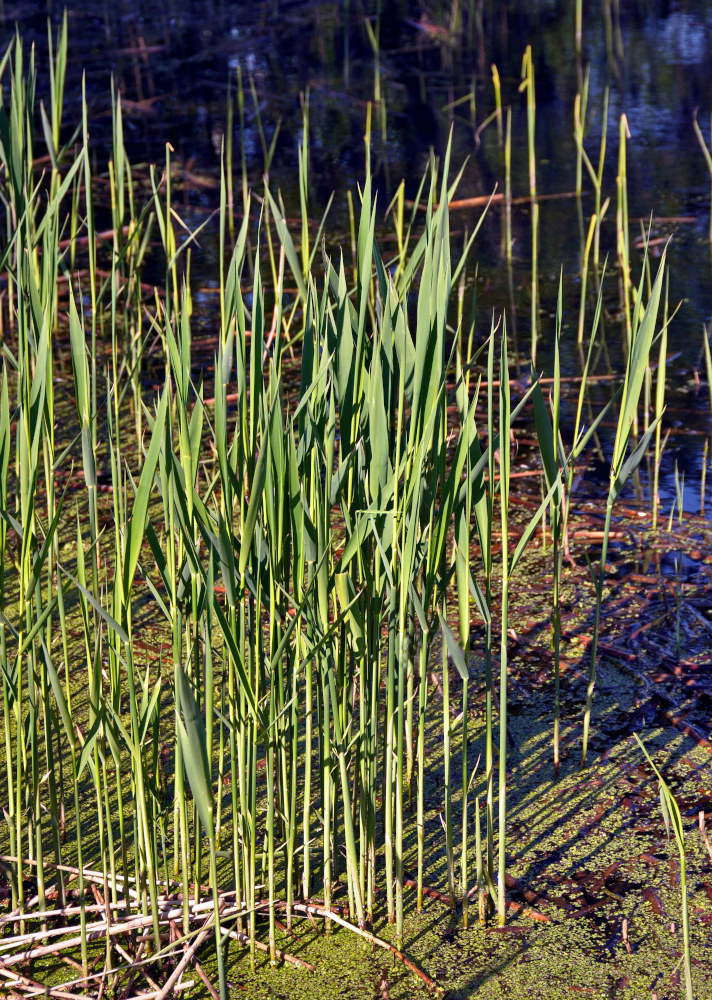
(4, 0, 712, 511)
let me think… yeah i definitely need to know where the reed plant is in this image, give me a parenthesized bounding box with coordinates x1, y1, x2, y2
(574, 82, 609, 277)
(634, 735, 693, 1000)
(519, 46, 538, 365)
(580, 248, 667, 766)
(693, 111, 712, 244)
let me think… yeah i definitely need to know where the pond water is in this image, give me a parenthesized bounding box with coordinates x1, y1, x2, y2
(5, 0, 712, 514)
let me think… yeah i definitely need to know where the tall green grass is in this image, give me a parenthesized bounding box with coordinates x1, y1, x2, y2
(0, 26, 672, 997)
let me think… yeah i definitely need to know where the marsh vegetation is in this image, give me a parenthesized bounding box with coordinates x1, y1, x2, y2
(1, 4, 712, 998)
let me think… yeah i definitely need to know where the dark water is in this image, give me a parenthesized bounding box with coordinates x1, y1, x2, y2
(4, 0, 712, 512)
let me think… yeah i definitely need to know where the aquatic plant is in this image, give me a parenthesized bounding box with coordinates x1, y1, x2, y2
(634, 734, 693, 1000)
(0, 21, 679, 998)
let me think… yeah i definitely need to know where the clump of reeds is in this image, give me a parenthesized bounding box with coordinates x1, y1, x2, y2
(0, 24, 671, 999)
